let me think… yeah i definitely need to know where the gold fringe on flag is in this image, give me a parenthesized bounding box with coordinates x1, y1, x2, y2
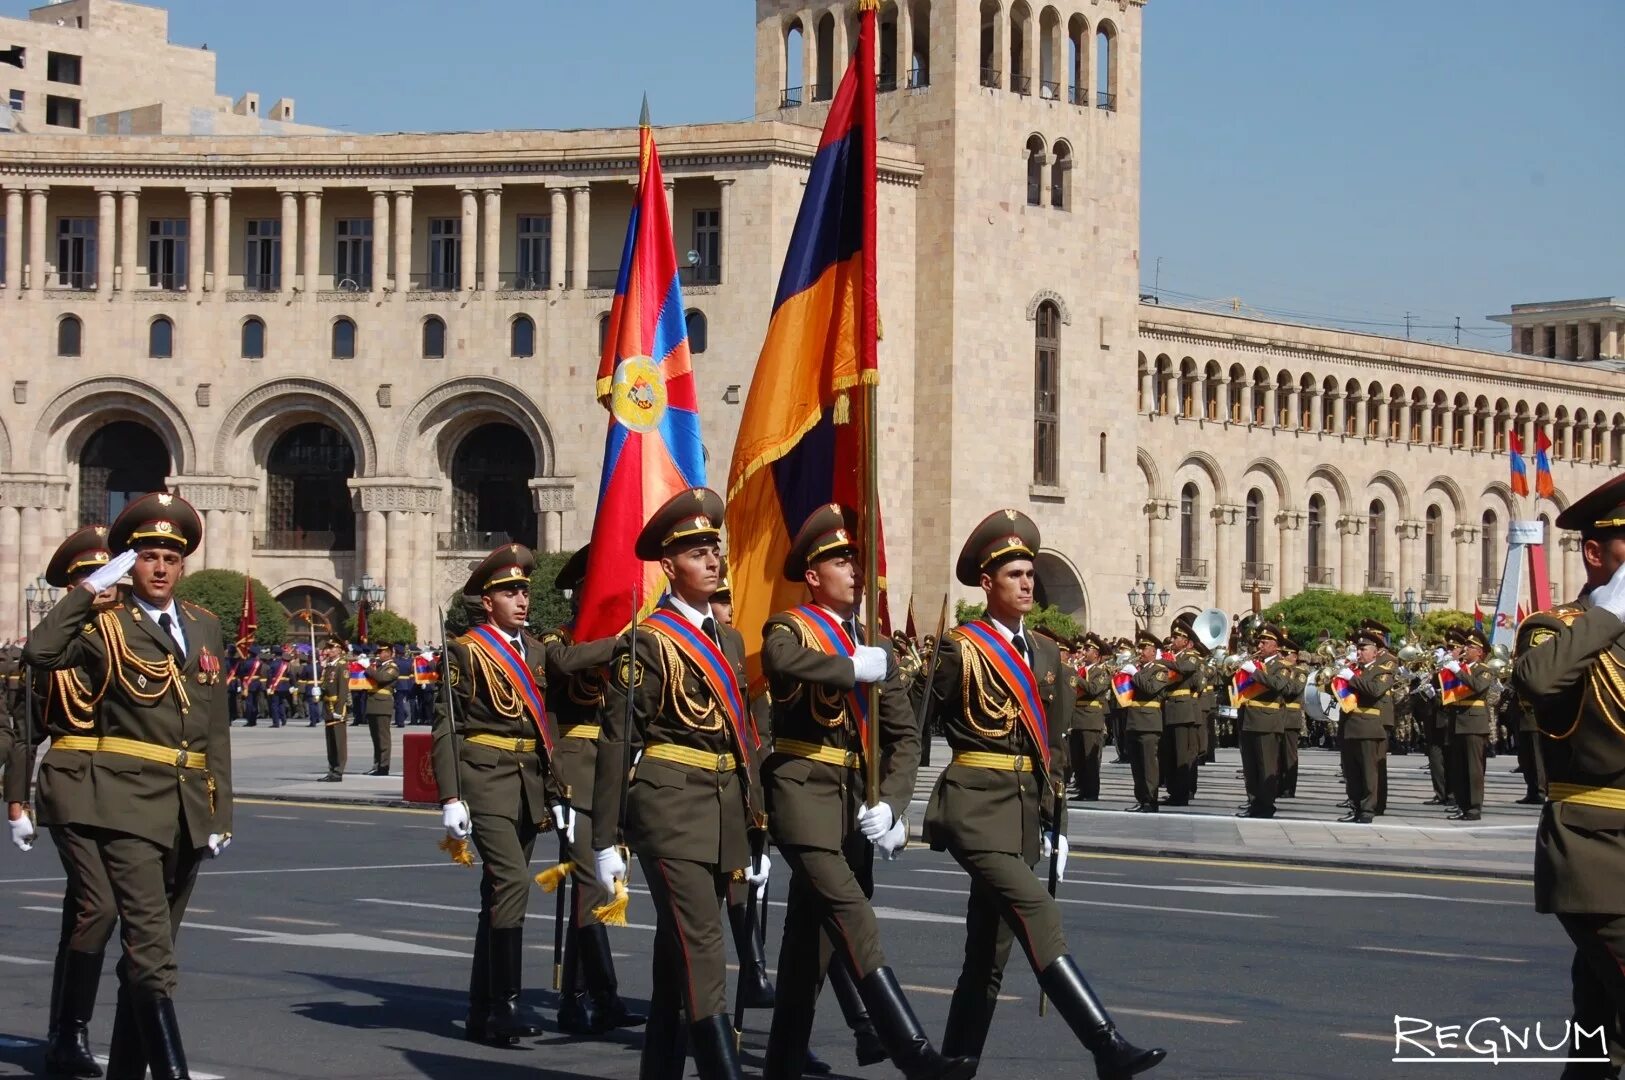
(438, 836, 474, 867)
(833, 391, 851, 426)
(592, 879, 630, 927)
(533, 861, 573, 893)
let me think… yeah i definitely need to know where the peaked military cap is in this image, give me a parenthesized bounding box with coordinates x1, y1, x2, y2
(553, 545, 590, 593)
(956, 509, 1041, 587)
(1351, 620, 1389, 649)
(1461, 627, 1490, 652)
(46, 525, 114, 588)
(109, 491, 202, 556)
(465, 543, 535, 596)
(785, 503, 861, 581)
(1557, 472, 1625, 535)
(1255, 622, 1286, 645)
(1134, 627, 1161, 650)
(1079, 632, 1108, 654)
(635, 488, 725, 562)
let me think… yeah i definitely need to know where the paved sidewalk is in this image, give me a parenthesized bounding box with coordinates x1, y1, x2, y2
(225, 723, 1540, 880)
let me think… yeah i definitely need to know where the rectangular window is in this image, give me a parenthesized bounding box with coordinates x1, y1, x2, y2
(146, 218, 188, 290)
(333, 218, 372, 289)
(46, 52, 81, 85)
(44, 94, 80, 128)
(691, 209, 721, 284)
(514, 215, 550, 289)
(1033, 315, 1059, 487)
(55, 217, 96, 289)
(8, 89, 23, 113)
(428, 217, 460, 290)
(245, 219, 280, 291)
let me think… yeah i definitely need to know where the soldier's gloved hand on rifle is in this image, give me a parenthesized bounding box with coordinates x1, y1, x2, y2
(594, 846, 627, 888)
(549, 801, 576, 844)
(8, 808, 34, 852)
(206, 833, 231, 858)
(851, 645, 889, 684)
(1040, 830, 1069, 883)
(874, 816, 907, 861)
(1591, 559, 1625, 619)
(441, 799, 471, 840)
(82, 549, 137, 594)
(856, 801, 894, 842)
(744, 851, 771, 898)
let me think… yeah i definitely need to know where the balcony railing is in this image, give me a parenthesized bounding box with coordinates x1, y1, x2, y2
(254, 530, 352, 552)
(147, 271, 186, 291)
(780, 86, 803, 108)
(438, 530, 517, 552)
(53, 269, 95, 290)
(1175, 557, 1209, 583)
(1039, 79, 1061, 100)
(878, 73, 898, 93)
(1097, 90, 1117, 111)
(1010, 74, 1033, 96)
(1240, 562, 1273, 587)
(410, 271, 462, 292)
(678, 264, 722, 287)
(1305, 566, 1336, 589)
(1478, 578, 1501, 602)
(980, 67, 1001, 90)
(1423, 573, 1451, 598)
(504, 272, 550, 292)
(907, 68, 929, 89)
(1365, 571, 1395, 594)
(241, 275, 279, 293)
(585, 268, 622, 290)
(1068, 85, 1088, 106)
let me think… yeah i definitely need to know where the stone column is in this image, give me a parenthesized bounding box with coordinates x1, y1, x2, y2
(1397, 520, 1420, 596)
(1275, 511, 1302, 603)
(1452, 526, 1476, 612)
(1262, 384, 1277, 428)
(717, 178, 733, 285)
(185, 190, 207, 292)
(896, 0, 912, 83)
(459, 189, 479, 292)
(211, 191, 230, 293)
(530, 479, 577, 555)
(1604, 322, 1620, 360)
(410, 512, 435, 642)
(1212, 505, 1237, 613)
(18, 506, 41, 630)
(548, 188, 568, 291)
(0, 504, 17, 636)
(663, 180, 675, 238)
(3, 189, 21, 294)
(95, 189, 116, 296)
(481, 187, 501, 292)
(370, 189, 390, 291)
(119, 190, 139, 293)
(384, 509, 409, 613)
(802, 8, 817, 96)
(1439, 406, 1454, 448)
(1336, 516, 1361, 593)
(364, 510, 387, 585)
(1580, 321, 1596, 362)
(1144, 500, 1170, 591)
(202, 509, 224, 570)
(393, 189, 413, 291)
(279, 191, 299, 296)
(570, 185, 591, 290)
(27, 188, 47, 292)
(1333, 393, 1347, 437)
(301, 190, 321, 292)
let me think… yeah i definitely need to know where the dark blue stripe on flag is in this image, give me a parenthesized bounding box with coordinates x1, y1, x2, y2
(658, 406, 707, 486)
(771, 128, 866, 313)
(650, 273, 689, 364)
(612, 203, 640, 300)
(769, 407, 838, 540)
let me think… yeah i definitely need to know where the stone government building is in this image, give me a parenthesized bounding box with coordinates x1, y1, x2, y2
(0, 0, 1619, 641)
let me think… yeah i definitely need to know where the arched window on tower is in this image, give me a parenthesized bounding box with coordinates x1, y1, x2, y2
(1481, 509, 1499, 598)
(510, 315, 535, 358)
(876, 5, 898, 92)
(1425, 505, 1442, 594)
(979, 0, 1002, 89)
(1179, 483, 1200, 574)
(1025, 134, 1046, 207)
(1244, 488, 1263, 570)
(908, 0, 932, 88)
(422, 315, 446, 359)
(241, 317, 266, 360)
(1307, 494, 1326, 584)
(1066, 14, 1088, 105)
(449, 424, 539, 550)
(148, 316, 173, 359)
(686, 309, 709, 355)
(58, 314, 82, 358)
(784, 19, 806, 106)
(265, 423, 357, 550)
(1050, 141, 1071, 209)
(78, 420, 169, 526)
(1095, 21, 1117, 110)
(1010, 1, 1032, 95)
(1033, 300, 1060, 486)
(332, 317, 356, 360)
(815, 13, 837, 100)
(1367, 499, 1387, 590)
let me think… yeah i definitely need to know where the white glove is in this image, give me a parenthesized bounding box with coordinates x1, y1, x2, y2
(857, 801, 895, 842)
(1040, 831, 1069, 883)
(744, 852, 771, 898)
(595, 846, 627, 888)
(310, 685, 321, 700)
(1418, 683, 1437, 700)
(550, 801, 576, 844)
(1593, 558, 1625, 619)
(441, 799, 471, 840)
(206, 833, 231, 858)
(356, 655, 371, 669)
(1122, 664, 1139, 676)
(1433, 648, 1448, 664)
(82, 549, 137, 594)
(851, 645, 888, 684)
(1336, 667, 1355, 681)
(8, 814, 35, 852)
(1240, 660, 1258, 674)
(1442, 659, 1463, 675)
(875, 816, 907, 860)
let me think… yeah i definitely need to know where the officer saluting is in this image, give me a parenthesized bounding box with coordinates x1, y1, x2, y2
(760, 504, 972, 1080)
(1514, 474, 1625, 1070)
(24, 492, 232, 1080)
(926, 510, 1164, 1078)
(432, 544, 573, 1048)
(592, 489, 770, 1080)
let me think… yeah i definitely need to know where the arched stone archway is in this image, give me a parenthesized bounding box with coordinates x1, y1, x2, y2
(393, 377, 555, 478)
(213, 378, 377, 478)
(34, 376, 197, 476)
(1034, 549, 1088, 623)
(76, 420, 170, 527)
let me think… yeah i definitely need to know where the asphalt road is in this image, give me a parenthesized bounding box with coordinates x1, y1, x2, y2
(0, 798, 1575, 1079)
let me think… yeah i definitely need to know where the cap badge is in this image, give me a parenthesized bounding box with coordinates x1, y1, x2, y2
(1004, 509, 1017, 521)
(834, 529, 849, 543)
(155, 521, 174, 534)
(157, 494, 173, 506)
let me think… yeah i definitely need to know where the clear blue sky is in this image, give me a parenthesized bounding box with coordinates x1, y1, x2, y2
(13, 0, 1620, 347)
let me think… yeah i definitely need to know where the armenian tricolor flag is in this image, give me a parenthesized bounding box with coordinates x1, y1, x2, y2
(1438, 665, 1471, 706)
(347, 659, 371, 693)
(1332, 672, 1359, 710)
(1112, 669, 1136, 708)
(1231, 666, 1266, 704)
(574, 99, 706, 642)
(724, 1, 885, 691)
(1509, 432, 1530, 498)
(413, 653, 440, 686)
(1535, 430, 1555, 499)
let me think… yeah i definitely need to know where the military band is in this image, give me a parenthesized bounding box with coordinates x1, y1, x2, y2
(1122, 630, 1167, 812)
(1068, 633, 1110, 801)
(317, 637, 349, 782)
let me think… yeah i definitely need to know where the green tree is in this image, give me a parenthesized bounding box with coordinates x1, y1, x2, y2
(1416, 608, 1475, 646)
(439, 549, 577, 640)
(1258, 590, 1399, 648)
(344, 607, 418, 646)
(954, 600, 1083, 642)
(173, 569, 288, 653)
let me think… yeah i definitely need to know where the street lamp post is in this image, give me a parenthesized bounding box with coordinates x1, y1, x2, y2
(1390, 586, 1428, 635)
(24, 575, 60, 626)
(346, 573, 387, 642)
(1126, 578, 1170, 628)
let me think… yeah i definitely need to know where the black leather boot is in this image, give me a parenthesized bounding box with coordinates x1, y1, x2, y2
(688, 1014, 745, 1080)
(483, 927, 540, 1045)
(465, 917, 491, 1042)
(857, 968, 977, 1080)
(828, 958, 885, 1065)
(1038, 956, 1166, 1080)
(555, 924, 595, 1036)
(45, 949, 104, 1078)
(102, 989, 141, 1080)
(582, 924, 645, 1032)
(134, 996, 189, 1080)
(728, 900, 775, 1009)
(639, 998, 688, 1080)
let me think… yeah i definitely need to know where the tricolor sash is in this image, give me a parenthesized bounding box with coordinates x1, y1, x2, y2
(955, 620, 1050, 771)
(1231, 667, 1266, 704)
(643, 609, 757, 756)
(1438, 665, 1472, 706)
(785, 605, 871, 757)
(465, 626, 556, 754)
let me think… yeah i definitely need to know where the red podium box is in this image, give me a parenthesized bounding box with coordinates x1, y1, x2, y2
(401, 731, 440, 804)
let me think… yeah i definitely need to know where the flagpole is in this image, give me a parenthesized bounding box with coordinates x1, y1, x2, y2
(858, 0, 881, 808)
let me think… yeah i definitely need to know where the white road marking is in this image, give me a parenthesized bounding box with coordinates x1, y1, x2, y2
(869, 905, 963, 925)
(94, 1056, 224, 1079)
(322, 819, 377, 826)
(253, 814, 300, 821)
(16, 889, 62, 899)
(181, 918, 469, 958)
(0, 953, 50, 966)
(901, 982, 1020, 1002)
(357, 896, 659, 933)
(1071, 807, 1536, 832)
(1357, 945, 1529, 964)
(1057, 880, 1524, 907)
(389, 930, 471, 943)
(1114, 1007, 1241, 1025)
(873, 881, 1273, 920)
(254, 915, 340, 928)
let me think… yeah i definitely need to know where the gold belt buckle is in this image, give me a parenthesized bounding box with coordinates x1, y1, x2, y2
(1011, 754, 1026, 772)
(173, 748, 188, 768)
(512, 738, 525, 752)
(717, 754, 730, 772)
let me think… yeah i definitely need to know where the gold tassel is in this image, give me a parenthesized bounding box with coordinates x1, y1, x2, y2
(833, 391, 851, 425)
(534, 861, 573, 893)
(592, 879, 630, 927)
(438, 836, 474, 867)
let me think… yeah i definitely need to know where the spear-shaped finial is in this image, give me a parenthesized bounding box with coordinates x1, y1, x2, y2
(639, 93, 650, 129)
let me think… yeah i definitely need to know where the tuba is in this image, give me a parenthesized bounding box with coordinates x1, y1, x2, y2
(1190, 608, 1229, 655)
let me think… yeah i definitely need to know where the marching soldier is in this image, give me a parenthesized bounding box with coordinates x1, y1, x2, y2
(266, 644, 292, 728)
(317, 638, 349, 782)
(1069, 633, 1110, 801)
(1419, 635, 1455, 807)
(592, 489, 771, 1080)
(1235, 624, 1294, 818)
(1507, 687, 1546, 805)
(926, 509, 1164, 1078)
(1278, 641, 1307, 798)
(539, 545, 644, 1036)
(1157, 618, 1205, 806)
(234, 646, 265, 727)
(18, 528, 124, 1077)
(432, 544, 573, 1048)
(1336, 622, 1395, 824)
(760, 504, 971, 1080)
(24, 492, 233, 1080)
(4, 642, 28, 856)
(360, 643, 399, 776)
(1512, 475, 1625, 1072)
(1441, 627, 1495, 822)
(1122, 629, 1168, 813)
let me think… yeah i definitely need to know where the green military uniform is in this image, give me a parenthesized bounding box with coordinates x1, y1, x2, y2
(1340, 624, 1395, 823)
(1157, 637, 1205, 807)
(362, 645, 399, 775)
(1068, 634, 1110, 801)
(432, 544, 565, 1047)
(317, 640, 349, 780)
(926, 510, 1162, 1079)
(1420, 637, 1454, 806)
(1277, 647, 1307, 799)
(1443, 627, 1497, 820)
(2, 644, 25, 807)
(1506, 690, 1546, 803)
(1238, 625, 1296, 818)
(24, 493, 231, 1080)
(1125, 629, 1170, 812)
(592, 489, 760, 1080)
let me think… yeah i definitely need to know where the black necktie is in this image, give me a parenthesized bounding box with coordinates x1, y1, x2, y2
(702, 617, 719, 646)
(844, 619, 859, 645)
(511, 635, 524, 661)
(1013, 633, 1029, 662)
(159, 612, 184, 658)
